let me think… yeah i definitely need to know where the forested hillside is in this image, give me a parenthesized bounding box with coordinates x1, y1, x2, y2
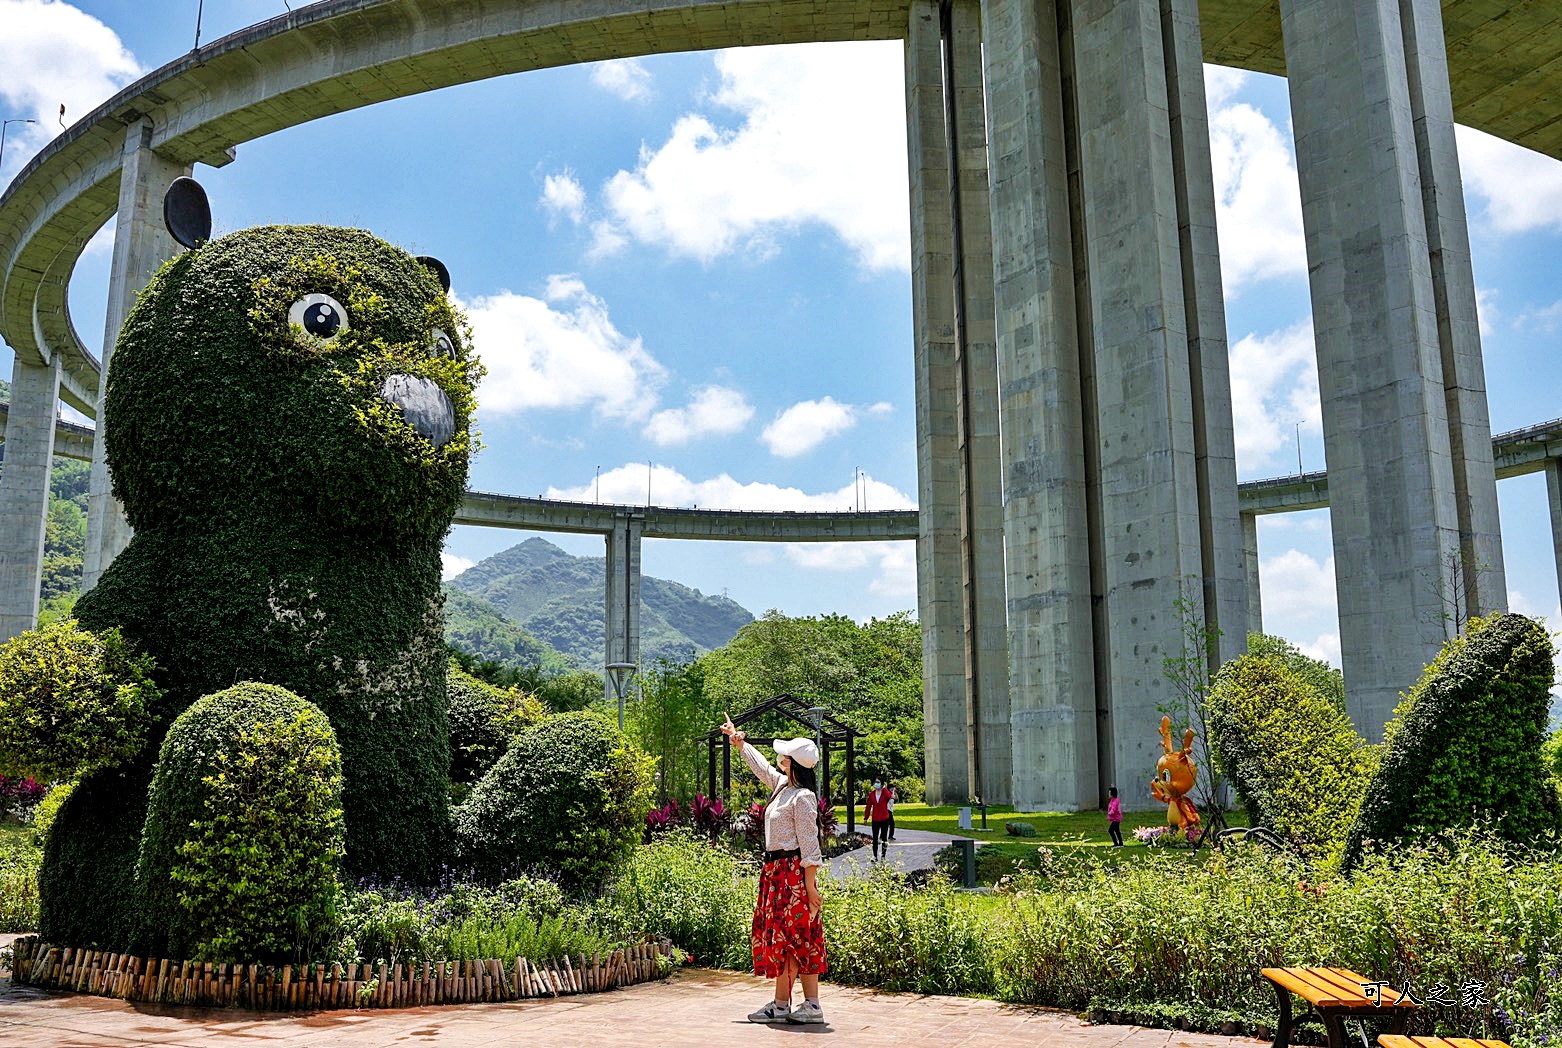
(446, 537, 754, 667)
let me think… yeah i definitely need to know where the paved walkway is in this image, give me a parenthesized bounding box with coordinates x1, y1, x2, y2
(829, 827, 971, 881)
(0, 966, 1264, 1048)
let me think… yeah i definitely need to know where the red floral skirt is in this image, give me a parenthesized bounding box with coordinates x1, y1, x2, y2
(751, 856, 827, 977)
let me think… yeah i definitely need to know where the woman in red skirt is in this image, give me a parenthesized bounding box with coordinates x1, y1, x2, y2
(720, 713, 827, 1025)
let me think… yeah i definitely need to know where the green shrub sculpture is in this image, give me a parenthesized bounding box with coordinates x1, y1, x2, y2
(1342, 612, 1562, 872)
(447, 661, 547, 793)
(38, 758, 155, 947)
(1207, 654, 1375, 862)
(0, 619, 160, 782)
(455, 711, 654, 891)
(136, 682, 345, 961)
(46, 224, 481, 943)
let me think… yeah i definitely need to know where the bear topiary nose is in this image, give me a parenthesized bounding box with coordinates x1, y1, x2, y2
(378, 374, 456, 448)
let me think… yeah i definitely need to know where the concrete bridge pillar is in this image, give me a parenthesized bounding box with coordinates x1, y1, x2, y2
(983, 0, 1245, 810)
(906, 0, 1011, 805)
(83, 117, 191, 592)
(1547, 459, 1562, 613)
(604, 512, 643, 702)
(1242, 511, 1263, 638)
(0, 356, 62, 640)
(1278, 0, 1506, 739)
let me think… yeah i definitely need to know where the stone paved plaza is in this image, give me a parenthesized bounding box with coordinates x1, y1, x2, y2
(0, 967, 1264, 1048)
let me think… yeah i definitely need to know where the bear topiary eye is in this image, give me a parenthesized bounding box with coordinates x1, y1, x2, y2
(430, 328, 457, 359)
(288, 293, 349, 341)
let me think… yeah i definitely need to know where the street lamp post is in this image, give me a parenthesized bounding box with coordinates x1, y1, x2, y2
(606, 662, 638, 731)
(1, 118, 38, 171)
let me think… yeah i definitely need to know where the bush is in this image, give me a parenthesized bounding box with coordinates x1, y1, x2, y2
(339, 874, 598, 968)
(0, 830, 41, 932)
(0, 775, 46, 823)
(989, 832, 1558, 1042)
(824, 866, 993, 995)
(1343, 613, 1562, 871)
(29, 780, 74, 847)
(1246, 632, 1347, 712)
(454, 711, 654, 890)
(39, 758, 153, 949)
(447, 661, 546, 789)
(137, 682, 345, 962)
(1207, 653, 1375, 862)
(595, 833, 755, 968)
(0, 620, 160, 782)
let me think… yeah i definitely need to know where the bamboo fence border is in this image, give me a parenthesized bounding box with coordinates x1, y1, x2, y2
(8, 936, 673, 1010)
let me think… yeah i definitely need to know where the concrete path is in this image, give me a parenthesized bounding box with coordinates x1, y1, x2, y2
(0, 966, 1264, 1048)
(829, 827, 972, 881)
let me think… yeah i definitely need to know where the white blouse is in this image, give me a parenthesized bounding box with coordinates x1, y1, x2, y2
(740, 743, 825, 869)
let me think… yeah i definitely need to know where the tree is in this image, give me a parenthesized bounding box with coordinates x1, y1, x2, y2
(1245, 632, 1346, 712)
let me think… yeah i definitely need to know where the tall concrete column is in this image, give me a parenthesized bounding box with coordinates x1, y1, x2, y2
(983, 0, 1244, 809)
(83, 117, 191, 591)
(603, 512, 643, 703)
(1242, 512, 1262, 638)
(982, 0, 1098, 811)
(1278, 0, 1503, 738)
(0, 357, 62, 640)
(1068, 0, 1232, 805)
(946, 0, 1012, 804)
(1547, 459, 1562, 611)
(907, 0, 970, 804)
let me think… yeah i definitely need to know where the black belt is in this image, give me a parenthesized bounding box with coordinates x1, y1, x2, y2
(763, 848, 801, 863)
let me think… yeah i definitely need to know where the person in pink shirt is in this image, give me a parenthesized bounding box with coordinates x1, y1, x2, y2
(1107, 785, 1124, 847)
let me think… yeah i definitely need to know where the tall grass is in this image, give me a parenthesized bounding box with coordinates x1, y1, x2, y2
(595, 831, 754, 969)
(823, 864, 992, 995)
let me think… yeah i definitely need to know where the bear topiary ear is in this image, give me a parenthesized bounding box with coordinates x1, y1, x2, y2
(163, 177, 212, 249)
(415, 255, 451, 293)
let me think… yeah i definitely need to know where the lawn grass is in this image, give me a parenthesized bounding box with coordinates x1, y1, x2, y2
(891, 802, 1249, 881)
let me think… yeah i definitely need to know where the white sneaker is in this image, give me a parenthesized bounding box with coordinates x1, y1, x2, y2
(789, 1000, 826, 1024)
(748, 1000, 792, 1023)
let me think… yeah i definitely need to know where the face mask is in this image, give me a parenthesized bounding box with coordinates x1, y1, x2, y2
(873, 782, 882, 790)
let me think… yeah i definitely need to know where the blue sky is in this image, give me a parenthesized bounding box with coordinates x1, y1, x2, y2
(2, 0, 1559, 675)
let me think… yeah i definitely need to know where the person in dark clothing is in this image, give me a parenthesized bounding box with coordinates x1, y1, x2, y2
(863, 779, 893, 860)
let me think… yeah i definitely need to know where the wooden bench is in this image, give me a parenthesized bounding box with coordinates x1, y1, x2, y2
(1261, 967, 1418, 1048)
(1378, 1038, 1510, 1048)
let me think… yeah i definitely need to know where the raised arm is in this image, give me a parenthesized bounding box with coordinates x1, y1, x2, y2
(739, 742, 785, 792)
(720, 712, 783, 791)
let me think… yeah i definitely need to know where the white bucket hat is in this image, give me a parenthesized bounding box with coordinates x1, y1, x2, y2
(773, 737, 820, 769)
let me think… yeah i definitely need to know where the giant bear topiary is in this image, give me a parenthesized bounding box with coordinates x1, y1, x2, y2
(44, 187, 481, 945)
(1342, 612, 1562, 872)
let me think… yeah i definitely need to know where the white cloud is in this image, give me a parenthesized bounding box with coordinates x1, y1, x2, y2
(461, 275, 667, 420)
(1475, 286, 1499, 337)
(0, 0, 141, 177)
(1456, 124, 1562, 235)
(1515, 298, 1562, 335)
(1227, 320, 1322, 475)
(540, 172, 587, 225)
(547, 463, 914, 514)
(1260, 549, 1336, 616)
(760, 396, 881, 458)
(1205, 67, 1308, 292)
(596, 42, 910, 272)
(1299, 632, 1341, 668)
(441, 552, 475, 581)
(783, 541, 916, 599)
(590, 58, 654, 102)
(645, 385, 755, 446)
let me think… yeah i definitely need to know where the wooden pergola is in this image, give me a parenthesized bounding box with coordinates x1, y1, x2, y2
(696, 693, 860, 837)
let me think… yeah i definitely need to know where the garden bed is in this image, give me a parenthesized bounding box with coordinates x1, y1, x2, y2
(9, 935, 673, 1010)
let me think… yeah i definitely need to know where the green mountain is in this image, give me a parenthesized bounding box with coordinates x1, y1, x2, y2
(446, 537, 755, 668)
(441, 586, 571, 671)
